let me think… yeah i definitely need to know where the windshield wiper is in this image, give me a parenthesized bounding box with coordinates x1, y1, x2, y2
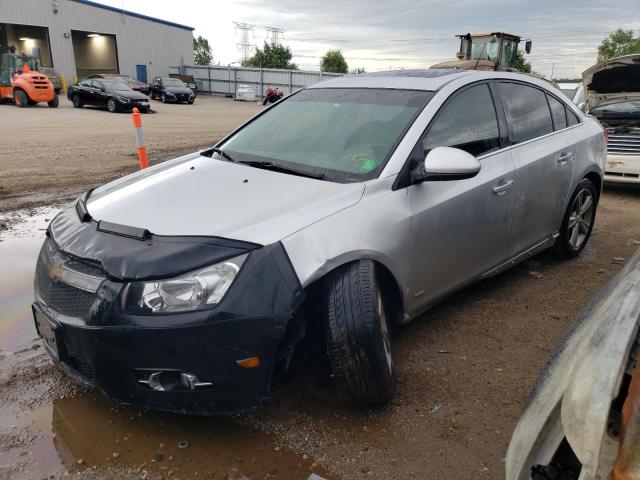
(209, 147, 237, 164)
(237, 160, 326, 180)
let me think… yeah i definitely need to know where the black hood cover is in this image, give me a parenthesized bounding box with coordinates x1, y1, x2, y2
(48, 199, 260, 281)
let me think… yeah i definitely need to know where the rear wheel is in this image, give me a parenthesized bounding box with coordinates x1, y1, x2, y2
(72, 94, 83, 108)
(47, 94, 59, 108)
(325, 260, 396, 405)
(107, 98, 118, 113)
(14, 90, 28, 107)
(556, 178, 598, 258)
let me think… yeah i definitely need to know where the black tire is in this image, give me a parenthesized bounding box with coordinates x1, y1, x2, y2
(556, 178, 598, 258)
(72, 94, 83, 108)
(325, 260, 396, 405)
(107, 98, 118, 113)
(14, 89, 28, 107)
(47, 94, 59, 108)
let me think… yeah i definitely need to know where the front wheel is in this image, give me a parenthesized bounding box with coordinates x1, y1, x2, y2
(107, 98, 118, 113)
(72, 94, 83, 108)
(47, 94, 59, 108)
(324, 260, 396, 405)
(556, 178, 598, 258)
(14, 90, 28, 107)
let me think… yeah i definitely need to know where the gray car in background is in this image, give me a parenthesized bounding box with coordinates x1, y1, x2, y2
(33, 70, 606, 413)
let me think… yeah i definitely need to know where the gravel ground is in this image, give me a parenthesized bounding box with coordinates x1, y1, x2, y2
(0, 95, 260, 212)
(1, 97, 640, 480)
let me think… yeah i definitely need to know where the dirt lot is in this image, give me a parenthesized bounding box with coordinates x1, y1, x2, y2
(2, 96, 640, 480)
(0, 96, 261, 212)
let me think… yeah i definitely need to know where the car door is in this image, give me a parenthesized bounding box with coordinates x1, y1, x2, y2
(75, 80, 90, 103)
(92, 80, 109, 107)
(497, 82, 576, 255)
(406, 82, 517, 311)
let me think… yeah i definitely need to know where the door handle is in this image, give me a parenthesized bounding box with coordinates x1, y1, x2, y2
(492, 179, 514, 195)
(557, 152, 573, 164)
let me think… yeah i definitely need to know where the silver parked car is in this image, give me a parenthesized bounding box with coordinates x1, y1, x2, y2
(33, 70, 606, 414)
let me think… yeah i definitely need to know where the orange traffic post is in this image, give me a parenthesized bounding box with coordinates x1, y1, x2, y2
(131, 107, 148, 169)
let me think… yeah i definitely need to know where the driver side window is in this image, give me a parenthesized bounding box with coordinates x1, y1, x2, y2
(422, 84, 501, 157)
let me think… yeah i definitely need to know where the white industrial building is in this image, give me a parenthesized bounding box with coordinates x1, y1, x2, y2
(1, 0, 194, 83)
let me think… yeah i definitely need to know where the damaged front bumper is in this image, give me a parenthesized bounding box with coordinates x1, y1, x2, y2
(33, 202, 305, 415)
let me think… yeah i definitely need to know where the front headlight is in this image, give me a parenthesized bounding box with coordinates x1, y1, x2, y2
(123, 254, 248, 314)
(115, 95, 130, 103)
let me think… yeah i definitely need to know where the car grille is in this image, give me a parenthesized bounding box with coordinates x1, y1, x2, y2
(607, 127, 640, 155)
(34, 239, 106, 320)
(176, 93, 190, 101)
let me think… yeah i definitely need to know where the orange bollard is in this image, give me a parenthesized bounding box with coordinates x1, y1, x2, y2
(131, 107, 148, 169)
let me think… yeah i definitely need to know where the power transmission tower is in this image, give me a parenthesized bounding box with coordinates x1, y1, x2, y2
(234, 21, 256, 62)
(265, 27, 285, 45)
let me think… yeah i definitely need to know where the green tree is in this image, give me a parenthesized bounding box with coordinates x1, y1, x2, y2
(321, 50, 348, 73)
(242, 42, 298, 70)
(512, 49, 531, 73)
(598, 29, 640, 62)
(193, 35, 213, 65)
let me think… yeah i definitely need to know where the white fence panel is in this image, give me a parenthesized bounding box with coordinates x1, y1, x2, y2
(170, 65, 343, 97)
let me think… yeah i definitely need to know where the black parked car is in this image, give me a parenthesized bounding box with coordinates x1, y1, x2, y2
(88, 74, 150, 96)
(149, 76, 195, 104)
(68, 79, 151, 113)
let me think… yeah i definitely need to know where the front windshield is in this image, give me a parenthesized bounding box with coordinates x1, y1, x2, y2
(470, 36, 499, 61)
(219, 88, 433, 182)
(15, 56, 38, 71)
(105, 81, 133, 93)
(164, 78, 186, 87)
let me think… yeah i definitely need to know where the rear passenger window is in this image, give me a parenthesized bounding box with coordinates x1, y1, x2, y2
(567, 109, 580, 126)
(547, 95, 568, 130)
(423, 84, 500, 157)
(499, 83, 554, 143)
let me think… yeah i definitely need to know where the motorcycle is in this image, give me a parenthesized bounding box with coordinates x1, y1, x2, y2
(262, 87, 284, 105)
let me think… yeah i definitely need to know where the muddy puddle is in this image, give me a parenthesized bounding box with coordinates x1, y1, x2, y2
(0, 207, 59, 351)
(0, 208, 334, 480)
(3, 391, 330, 480)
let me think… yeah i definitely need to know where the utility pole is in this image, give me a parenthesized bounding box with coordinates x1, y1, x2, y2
(265, 27, 285, 45)
(551, 63, 555, 81)
(233, 21, 256, 62)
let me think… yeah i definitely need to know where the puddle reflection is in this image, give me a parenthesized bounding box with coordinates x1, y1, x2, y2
(21, 392, 331, 479)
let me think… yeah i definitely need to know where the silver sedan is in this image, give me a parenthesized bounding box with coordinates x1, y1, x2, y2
(35, 69, 607, 412)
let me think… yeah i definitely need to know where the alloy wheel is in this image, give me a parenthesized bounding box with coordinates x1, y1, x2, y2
(567, 187, 595, 250)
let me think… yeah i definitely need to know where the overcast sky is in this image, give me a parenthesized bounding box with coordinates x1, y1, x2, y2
(97, 0, 640, 78)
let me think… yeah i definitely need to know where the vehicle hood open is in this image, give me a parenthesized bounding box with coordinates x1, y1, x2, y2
(85, 153, 365, 245)
(582, 54, 640, 110)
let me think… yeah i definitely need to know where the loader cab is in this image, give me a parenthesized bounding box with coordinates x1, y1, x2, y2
(0, 54, 38, 85)
(432, 32, 531, 72)
(458, 33, 527, 71)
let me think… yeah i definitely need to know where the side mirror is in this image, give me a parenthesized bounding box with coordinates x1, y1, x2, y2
(410, 146, 481, 184)
(525, 40, 532, 54)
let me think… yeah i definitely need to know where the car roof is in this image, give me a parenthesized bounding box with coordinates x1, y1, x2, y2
(309, 69, 472, 91)
(309, 69, 555, 92)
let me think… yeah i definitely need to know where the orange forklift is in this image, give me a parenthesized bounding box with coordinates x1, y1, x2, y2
(0, 53, 58, 107)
